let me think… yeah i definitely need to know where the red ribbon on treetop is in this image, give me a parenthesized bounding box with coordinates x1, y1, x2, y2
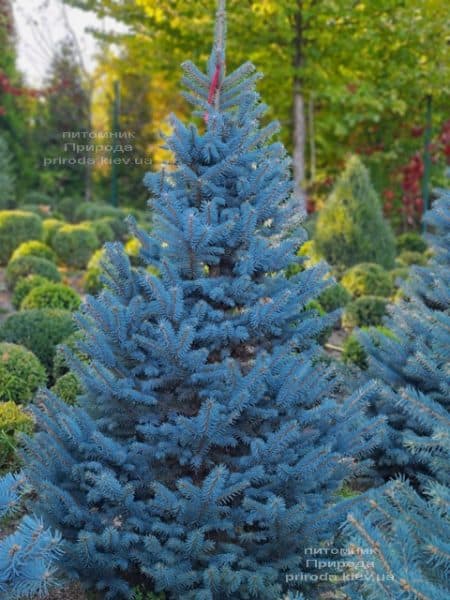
(204, 62, 221, 123)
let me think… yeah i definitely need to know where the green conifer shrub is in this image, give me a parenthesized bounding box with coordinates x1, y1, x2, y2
(11, 275, 51, 310)
(0, 401, 33, 471)
(83, 219, 115, 244)
(0, 211, 43, 265)
(342, 296, 388, 328)
(52, 224, 99, 268)
(43, 218, 64, 247)
(341, 263, 393, 298)
(396, 231, 427, 253)
(11, 240, 57, 264)
(396, 250, 427, 267)
(317, 282, 351, 312)
(315, 155, 396, 269)
(0, 342, 46, 404)
(51, 372, 82, 405)
(21, 282, 81, 312)
(5, 256, 61, 291)
(0, 309, 76, 372)
(0, 135, 16, 209)
(82, 248, 105, 295)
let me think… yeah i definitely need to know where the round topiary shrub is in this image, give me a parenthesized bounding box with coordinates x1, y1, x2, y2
(396, 250, 428, 267)
(317, 283, 351, 313)
(0, 309, 76, 372)
(51, 372, 82, 405)
(11, 275, 51, 310)
(341, 263, 393, 298)
(52, 224, 99, 268)
(0, 401, 33, 470)
(342, 296, 388, 329)
(42, 218, 64, 246)
(5, 256, 61, 291)
(11, 240, 57, 263)
(0, 342, 47, 404)
(396, 231, 427, 254)
(0, 210, 43, 265)
(315, 156, 396, 269)
(84, 219, 115, 244)
(53, 331, 88, 379)
(21, 282, 81, 312)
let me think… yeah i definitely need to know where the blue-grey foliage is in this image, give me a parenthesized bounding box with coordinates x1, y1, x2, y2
(22, 35, 384, 600)
(357, 190, 450, 481)
(0, 472, 61, 599)
(343, 477, 450, 600)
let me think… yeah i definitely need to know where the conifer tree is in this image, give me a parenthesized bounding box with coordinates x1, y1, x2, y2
(22, 3, 384, 598)
(315, 155, 396, 269)
(0, 135, 15, 208)
(356, 190, 450, 481)
(0, 472, 62, 599)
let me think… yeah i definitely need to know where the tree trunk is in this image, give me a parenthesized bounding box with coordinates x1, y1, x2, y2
(292, 1, 306, 214)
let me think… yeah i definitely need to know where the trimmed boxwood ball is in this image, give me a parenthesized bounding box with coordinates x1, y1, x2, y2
(0, 401, 34, 470)
(0, 210, 43, 265)
(396, 231, 427, 253)
(341, 263, 393, 298)
(52, 224, 99, 268)
(51, 372, 82, 405)
(5, 256, 61, 291)
(11, 275, 51, 310)
(0, 342, 47, 404)
(0, 309, 77, 372)
(11, 240, 57, 263)
(21, 282, 81, 311)
(343, 296, 388, 328)
(43, 218, 64, 246)
(317, 283, 351, 312)
(83, 219, 115, 244)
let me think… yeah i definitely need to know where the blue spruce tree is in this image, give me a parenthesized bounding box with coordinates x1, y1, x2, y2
(0, 472, 62, 599)
(343, 193, 450, 599)
(356, 189, 450, 481)
(21, 3, 384, 598)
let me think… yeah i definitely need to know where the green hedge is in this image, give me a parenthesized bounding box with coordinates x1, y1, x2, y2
(0, 210, 43, 265)
(53, 224, 99, 268)
(5, 256, 61, 291)
(84, 219, 115, 244)
(0, 342, 46, 404)
(0, 309, 76, 372)
(341, 263, 393, 298)
(21, 282, 81, 311)
(11, 240, 57, 263)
